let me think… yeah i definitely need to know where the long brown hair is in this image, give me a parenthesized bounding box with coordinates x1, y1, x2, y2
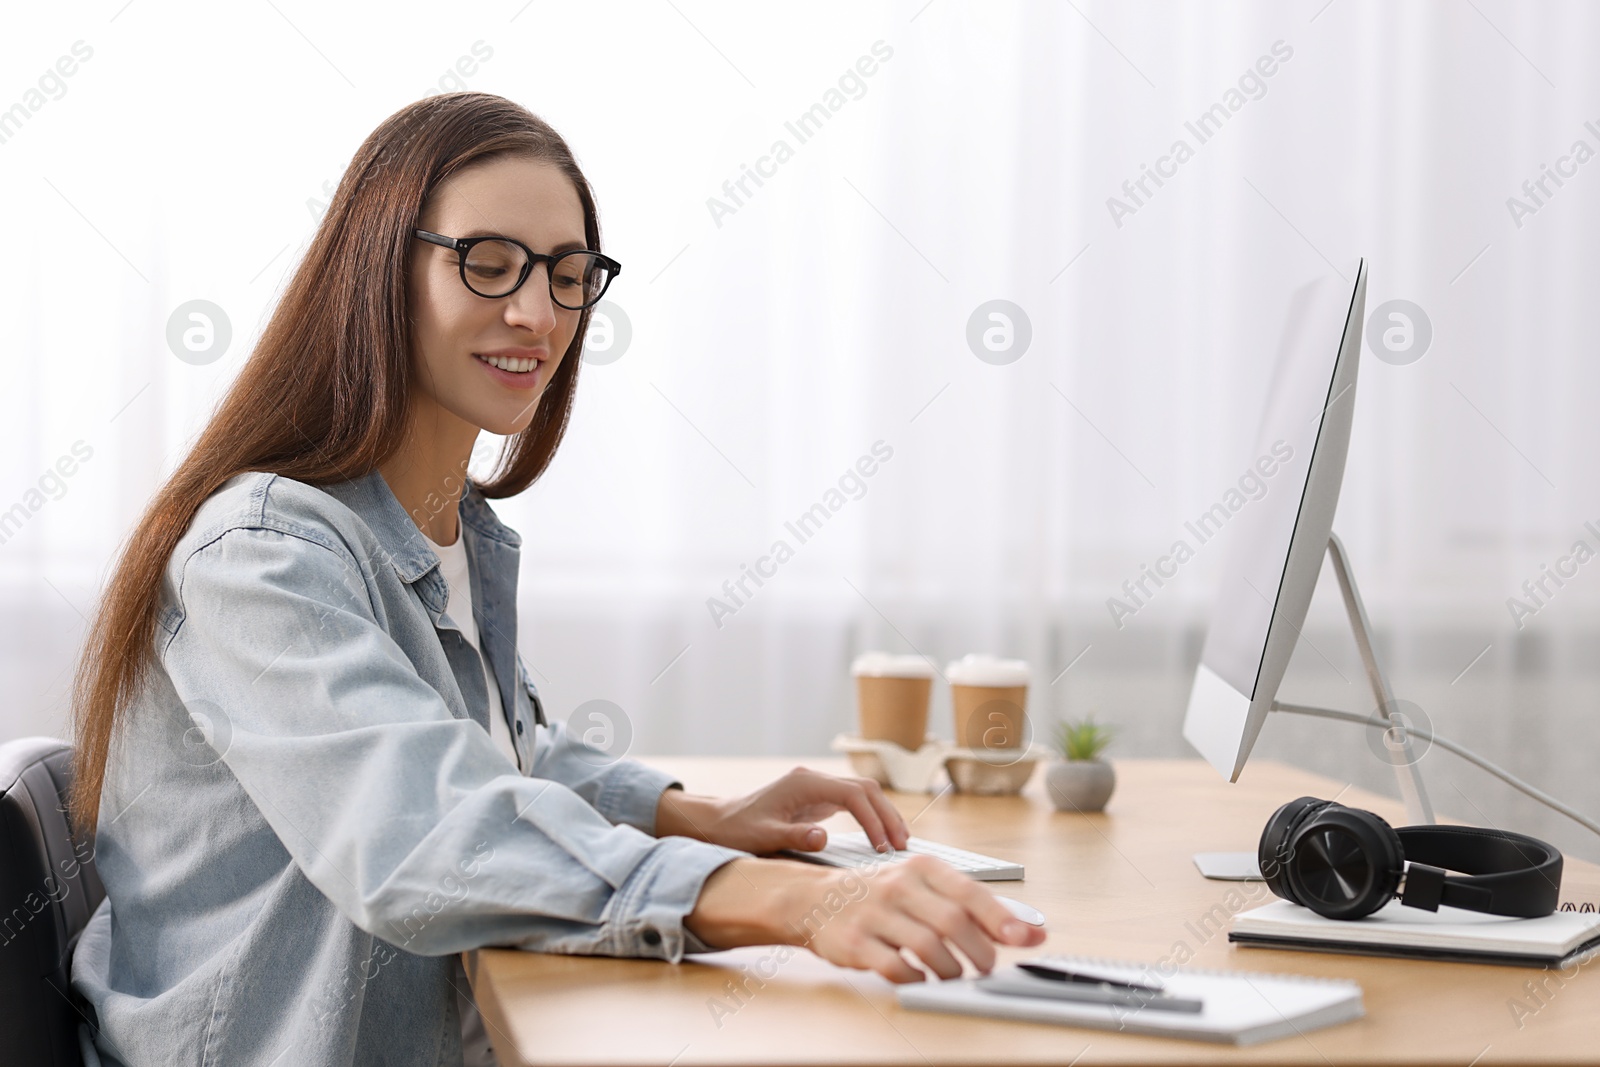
(68, 93, 602, 834)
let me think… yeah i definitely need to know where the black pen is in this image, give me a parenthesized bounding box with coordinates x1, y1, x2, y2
(978, 962, 1206, 1013)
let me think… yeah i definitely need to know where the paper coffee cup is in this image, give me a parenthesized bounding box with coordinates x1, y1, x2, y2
(851, 652, 936, 751)
(947, 653, 1030, 751)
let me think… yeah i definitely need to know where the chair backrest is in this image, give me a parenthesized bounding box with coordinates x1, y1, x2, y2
(0, 737, 104, 1067)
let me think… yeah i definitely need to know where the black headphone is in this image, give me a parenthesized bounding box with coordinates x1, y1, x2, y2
(1258, 796, 1563, 920)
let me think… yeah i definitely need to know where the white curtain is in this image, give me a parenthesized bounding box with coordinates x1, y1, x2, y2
(4, 0, 1598, 862)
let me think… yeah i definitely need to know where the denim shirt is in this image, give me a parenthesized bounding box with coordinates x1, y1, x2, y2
(71, 468, 747, 1067)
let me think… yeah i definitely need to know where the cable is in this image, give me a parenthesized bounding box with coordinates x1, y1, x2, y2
(1270, 701, 1600, 840)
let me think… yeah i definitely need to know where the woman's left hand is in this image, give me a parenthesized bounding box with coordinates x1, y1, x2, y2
(655, 765, 910, 856)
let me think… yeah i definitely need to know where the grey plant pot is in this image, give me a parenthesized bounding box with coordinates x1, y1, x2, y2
(1045, 758, 1116, 813)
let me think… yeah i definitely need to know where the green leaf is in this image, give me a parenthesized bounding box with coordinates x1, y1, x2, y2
(1053, 715, 1114, 761)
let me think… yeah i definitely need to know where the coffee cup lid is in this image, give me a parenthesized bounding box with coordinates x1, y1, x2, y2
(851, 651, 937, 678)
(946, 653, 1029, 686)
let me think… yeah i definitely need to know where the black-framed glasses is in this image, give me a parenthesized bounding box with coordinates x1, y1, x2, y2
(414, 229, 621, 309)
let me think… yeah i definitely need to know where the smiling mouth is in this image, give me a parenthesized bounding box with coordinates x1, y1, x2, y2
(475, 352, 541, 373)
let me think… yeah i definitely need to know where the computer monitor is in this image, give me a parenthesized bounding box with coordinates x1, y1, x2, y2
(1181, 259, 1432, 825)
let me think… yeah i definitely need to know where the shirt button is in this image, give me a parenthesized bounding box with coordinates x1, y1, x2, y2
(515, 720, 524, 735)
(642, 930, 661, 947)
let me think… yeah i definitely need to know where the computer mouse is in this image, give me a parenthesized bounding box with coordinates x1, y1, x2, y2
(994, 895, 1046, 926)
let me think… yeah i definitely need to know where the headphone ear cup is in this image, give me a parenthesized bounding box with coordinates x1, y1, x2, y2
(1259, 796, 1330, 906)
(1284, 804, 1405, 920)
(1363, 808, 1405, 901)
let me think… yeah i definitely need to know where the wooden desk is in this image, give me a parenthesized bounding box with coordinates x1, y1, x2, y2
(467, 757, 1600, 1066)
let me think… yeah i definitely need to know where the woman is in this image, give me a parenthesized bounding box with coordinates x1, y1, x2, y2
(67, 92, 1043, 1067)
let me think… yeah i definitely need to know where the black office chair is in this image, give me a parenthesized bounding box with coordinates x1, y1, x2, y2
(0, 738, 105, 1067)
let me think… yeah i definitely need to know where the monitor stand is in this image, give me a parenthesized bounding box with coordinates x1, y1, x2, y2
(1296, 532, 1436, 826)
(1195, 533, 1436, 881)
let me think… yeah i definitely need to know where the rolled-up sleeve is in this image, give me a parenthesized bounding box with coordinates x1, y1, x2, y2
(162, 525, 747, 961)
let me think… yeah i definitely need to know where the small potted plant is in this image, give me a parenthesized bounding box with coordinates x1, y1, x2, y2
(1045, 716, 1116, 813)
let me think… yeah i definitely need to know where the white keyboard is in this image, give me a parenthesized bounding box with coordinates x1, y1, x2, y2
(780, 832, 1024, 881)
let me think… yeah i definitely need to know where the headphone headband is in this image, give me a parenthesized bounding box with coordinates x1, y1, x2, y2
(1394, 825, 1562, 918)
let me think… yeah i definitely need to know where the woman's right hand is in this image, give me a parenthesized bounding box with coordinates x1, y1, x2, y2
(686, 854, 1047, 982)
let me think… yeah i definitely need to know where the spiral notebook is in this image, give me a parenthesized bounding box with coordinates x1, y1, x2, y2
(1230, 899, 1600, 967)
(896, 955, 1363, 1046)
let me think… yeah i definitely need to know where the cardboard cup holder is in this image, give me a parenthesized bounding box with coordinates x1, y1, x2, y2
(829, 733, 1052, 795)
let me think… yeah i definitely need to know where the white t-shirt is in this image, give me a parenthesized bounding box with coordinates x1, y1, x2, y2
(421, 524, 519, 1067)
(420, 527, 521, 772)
